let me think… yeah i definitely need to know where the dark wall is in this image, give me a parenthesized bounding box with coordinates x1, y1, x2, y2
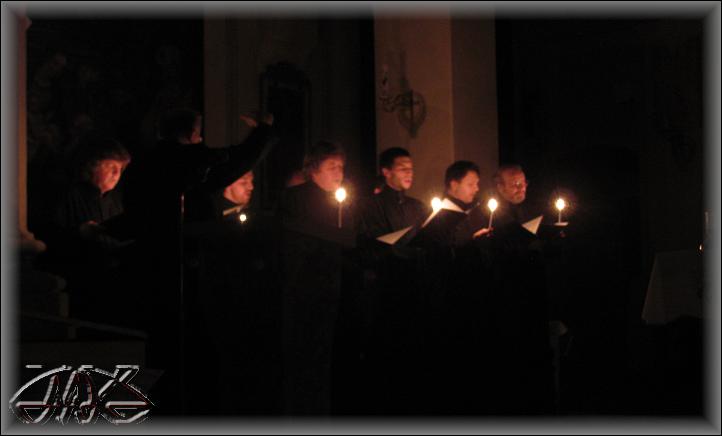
(496, 18, 704, 413)
(496, 17, 704, 306)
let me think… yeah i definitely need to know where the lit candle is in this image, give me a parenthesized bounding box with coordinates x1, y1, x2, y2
(239, 213, 247, 224)
(555, 198, 566, 225)
(431, 197, 443, 213)
(335, 187, 347, 228)
(487, 198, 498, 229)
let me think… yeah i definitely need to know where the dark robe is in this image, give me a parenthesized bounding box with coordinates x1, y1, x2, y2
(120, 122, 275, 414)
(186, 188, 248, 224)
(358, 185, 429, 239)
(407, 196, 483, 411)
(483, 198, 554, 413)
(40, 181, 133, 323)
(48, 181, 127, 266)
(183, 202, 282, 414)
(278, 181, 356, 414)
(338, 186, 430, 413)
(55, 182, 124, 229)
(409, 196, 488, 252)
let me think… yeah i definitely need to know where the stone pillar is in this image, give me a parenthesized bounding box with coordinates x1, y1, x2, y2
(374, 15, 498, 202)
(6, 7, 45, 253)
(451, 17, 499, 195)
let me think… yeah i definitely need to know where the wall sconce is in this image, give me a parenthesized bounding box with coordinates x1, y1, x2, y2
(380, 64, 427, 138)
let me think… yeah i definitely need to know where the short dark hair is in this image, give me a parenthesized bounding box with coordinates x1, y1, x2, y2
(303, 140, 346, 176)
(492, 164, 524, 186)
(444, 160, 480, 189)
(159, 108, 201, 141)
(76, 135, 131, 182)
(379, 147, 411, 171)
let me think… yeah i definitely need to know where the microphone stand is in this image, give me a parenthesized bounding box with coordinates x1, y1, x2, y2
(178, 192, 187, 414)
(176, 162, 212, 414)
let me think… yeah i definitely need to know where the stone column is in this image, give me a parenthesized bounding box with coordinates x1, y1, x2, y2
(6, 7, 45, 253)
(451, 17, 499, 195)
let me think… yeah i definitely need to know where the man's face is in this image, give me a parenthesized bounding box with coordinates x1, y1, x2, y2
(179, 116, 203, 145)
(189, 116, 203, 144)
(497, 170, 528, 205)
(223, 171, 254, 206)
(382, 156, 413, 191)
(448, 171, 480, 204)
(311, 156, 345, 193)
(91, 159, 127, 195)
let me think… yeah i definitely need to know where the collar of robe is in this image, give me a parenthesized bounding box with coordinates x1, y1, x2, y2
(446, 195, 477, 213)
(79, 181, 111, 199)
(222, 205, 243, 216)
(379, 185, 407, 204)
(223, 202, 243, 216)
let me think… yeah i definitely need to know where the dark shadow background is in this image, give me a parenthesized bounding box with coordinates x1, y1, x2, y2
(496, 18, 704, 414)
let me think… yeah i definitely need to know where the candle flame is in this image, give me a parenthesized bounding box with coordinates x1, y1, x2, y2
(335, 187, 347, 203)
(431, 197, 443, 212)
(555, 198, 566, 211)
(239, 213, 247, 223)
(487, 198, 498, 212)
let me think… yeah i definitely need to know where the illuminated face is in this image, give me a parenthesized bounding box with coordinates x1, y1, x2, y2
(448, 170, 480, 204)
(497, 170, 528, 205)
(223, 171, 254, 206)
(91, 159, 127, 195)
(311, 156, 345, 193)
(382, 156, 413, 191)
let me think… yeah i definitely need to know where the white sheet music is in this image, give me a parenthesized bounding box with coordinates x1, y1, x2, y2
(421, 198, 466, 228)
(522, 215, 543, 235)
(376, 226, 414, 245)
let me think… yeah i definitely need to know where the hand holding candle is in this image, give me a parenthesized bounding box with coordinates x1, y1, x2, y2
(335, 187, 347, 228)
(487, 198, 498, 229)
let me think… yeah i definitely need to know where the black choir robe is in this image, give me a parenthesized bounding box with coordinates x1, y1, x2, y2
(313, 190, 487, 413)
(278, 180, 357, 414)
(341, 186, 431, 412)
(182, 197, 282, 414)
(482, 198, 554, 413)
(358, 185, 429, 239)
(409, 199, 493, 412)
(49, 181, 128, 255)
(119, 122, 275, 413)
(38, 180, 136, 325)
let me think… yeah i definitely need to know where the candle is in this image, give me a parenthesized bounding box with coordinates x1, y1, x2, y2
(239, 213, 247, 224)
(487, 198, 498, 229)
(431, 197, 443, 213)
(335, 187, 347, 228)
(555, 198, 566, 224)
